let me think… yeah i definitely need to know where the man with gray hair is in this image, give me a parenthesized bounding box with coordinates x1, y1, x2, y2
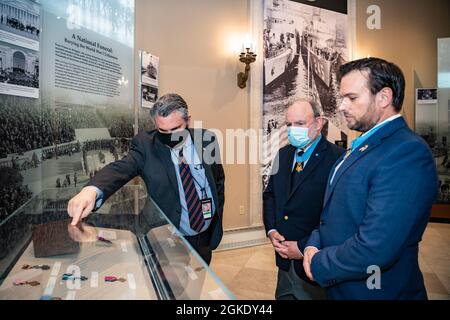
(67, 93, 225, 264)
(263, 99, 344, 299)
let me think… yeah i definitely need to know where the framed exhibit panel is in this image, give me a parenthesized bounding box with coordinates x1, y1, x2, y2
(261, 0, 352, 189)
(248, 0, 356, 226)
(0, 0, 135, 236)
(0, 186, 235, 300)
(415, 88, 438, 149)
(139, 50, 159, 109)
(0, 0, 40, 98)
(432, 37, 450, 219)
(417, 38, 450, 220)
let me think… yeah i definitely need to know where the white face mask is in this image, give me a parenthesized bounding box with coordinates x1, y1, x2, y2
(287, 126, 311, 148)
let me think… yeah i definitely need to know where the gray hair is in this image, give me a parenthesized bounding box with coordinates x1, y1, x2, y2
(150, 93, 189, 120)
(288, 98, 323, 118)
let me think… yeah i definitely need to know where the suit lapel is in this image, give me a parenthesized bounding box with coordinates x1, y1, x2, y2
(323, 139, 382, 206)
(153, 137, 179, 193)
(323, 117, 407, 207)
(281, 145, 296, 204)
(191, 129, 220, 210)
(323, 152, 345, 205)
(288, 137, 327, 200)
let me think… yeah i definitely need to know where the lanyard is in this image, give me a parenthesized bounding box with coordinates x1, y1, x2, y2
(295, 134, 322, 164)
(171, 147, 208, 199)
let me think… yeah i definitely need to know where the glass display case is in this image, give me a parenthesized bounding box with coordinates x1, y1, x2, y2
(435, 38, 450, 214)
(414, 38, 450, 219)
(0, 185, 235, 300)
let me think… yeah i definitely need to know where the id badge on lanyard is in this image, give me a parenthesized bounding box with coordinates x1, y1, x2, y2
(201, 198, 212, 220)
(200, 188, 212, 220)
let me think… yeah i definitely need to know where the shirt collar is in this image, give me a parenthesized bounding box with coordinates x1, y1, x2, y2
(296, 134, 322, 162)
(361, 114, 402, 137)
(300, 134, 322, 153)
(172, 131, 193, 150)
(351, 114, 402, 152)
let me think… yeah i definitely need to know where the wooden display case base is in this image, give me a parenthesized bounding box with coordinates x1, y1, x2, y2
(430, 204, 450, 223)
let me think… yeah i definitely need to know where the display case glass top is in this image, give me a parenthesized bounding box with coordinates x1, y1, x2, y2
(0, 185, 235, 300)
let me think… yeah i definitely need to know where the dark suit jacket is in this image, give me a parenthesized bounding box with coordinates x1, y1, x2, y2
(87, 128, 225, 250)
(263, 136, 344, 282)
(306, 117, 438, 299)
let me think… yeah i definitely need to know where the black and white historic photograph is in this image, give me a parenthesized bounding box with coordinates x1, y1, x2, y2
(436, 136, 450, 204)
(64, 0, 134, 48)
(0, 97, 134, 223)
(0, 43, 39, 97)
(140, 50, 159, 87)
(415, 91, 450, 204)
(0, 0, 40, 51)
(417, 88, 438, 104)
(141, 83, 158, 108)
(436, 132, 450, 203)
(262, 0, 349, 188)
(434, 98, 450, 204)
(0, 0, 40, 98)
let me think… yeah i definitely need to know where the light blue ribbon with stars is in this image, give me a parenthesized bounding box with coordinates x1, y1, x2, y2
(295, 134, 322, 165)
(350, 120, 393, 153)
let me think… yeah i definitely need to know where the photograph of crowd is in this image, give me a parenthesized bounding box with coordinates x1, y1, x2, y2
(417, 88, 438, 104)
(0, 166, 32, 221)
(0, 0, 41, 44)
(0, 99, 134, 158)
(0, 95, 134, 223)
(0, 0, 40, 98)
(435, 136, 450, 204)
(141, 84, 158, 108)
(0, 45, 39, 92)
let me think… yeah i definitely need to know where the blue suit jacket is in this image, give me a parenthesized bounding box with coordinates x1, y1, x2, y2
(306, 117, 438, 300)
(263, 137, 344, 282)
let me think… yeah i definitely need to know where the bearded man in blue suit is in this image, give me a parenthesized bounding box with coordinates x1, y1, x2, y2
(303, 57, 438, 300)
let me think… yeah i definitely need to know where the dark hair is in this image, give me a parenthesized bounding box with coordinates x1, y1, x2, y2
(338, 57, 405, 112)
(150, 93, 189, 120)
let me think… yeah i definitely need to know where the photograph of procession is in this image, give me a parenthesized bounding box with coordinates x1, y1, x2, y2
(262, 0, 349, 188)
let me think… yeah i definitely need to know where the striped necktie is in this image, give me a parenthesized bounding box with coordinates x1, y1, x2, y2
(178, 149, 204, 232)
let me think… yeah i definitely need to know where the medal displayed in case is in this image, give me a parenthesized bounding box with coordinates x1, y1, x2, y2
(13, 280, 40, 287)
(96, 236, 113, 246)
(62, 273, 88, 281)
(104, 276, 126, 282)
(22, 264, 50, 270)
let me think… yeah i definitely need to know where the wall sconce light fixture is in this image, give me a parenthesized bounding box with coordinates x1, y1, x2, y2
(237, 47, 257, 89)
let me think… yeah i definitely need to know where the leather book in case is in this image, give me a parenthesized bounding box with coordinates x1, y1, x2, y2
(32, 219, 80, 258)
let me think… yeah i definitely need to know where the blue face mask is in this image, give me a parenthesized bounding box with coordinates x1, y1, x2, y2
(287, 126, 311, 148)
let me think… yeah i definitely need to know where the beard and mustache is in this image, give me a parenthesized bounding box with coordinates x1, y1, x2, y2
(342, 100, 381, 133)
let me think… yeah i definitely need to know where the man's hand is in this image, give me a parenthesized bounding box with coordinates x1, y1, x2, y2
(277, 241, 303, 260)
(67, 222, 98, 243)
(268, 231, 288, 259)
(67, 186, 98, 226)
(303, 246, 319, 281)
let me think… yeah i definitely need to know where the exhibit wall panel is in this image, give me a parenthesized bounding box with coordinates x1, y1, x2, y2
(0, 0, 135, 225)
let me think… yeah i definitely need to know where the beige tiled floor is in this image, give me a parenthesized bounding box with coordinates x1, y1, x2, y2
(211, 222, 450, 300)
